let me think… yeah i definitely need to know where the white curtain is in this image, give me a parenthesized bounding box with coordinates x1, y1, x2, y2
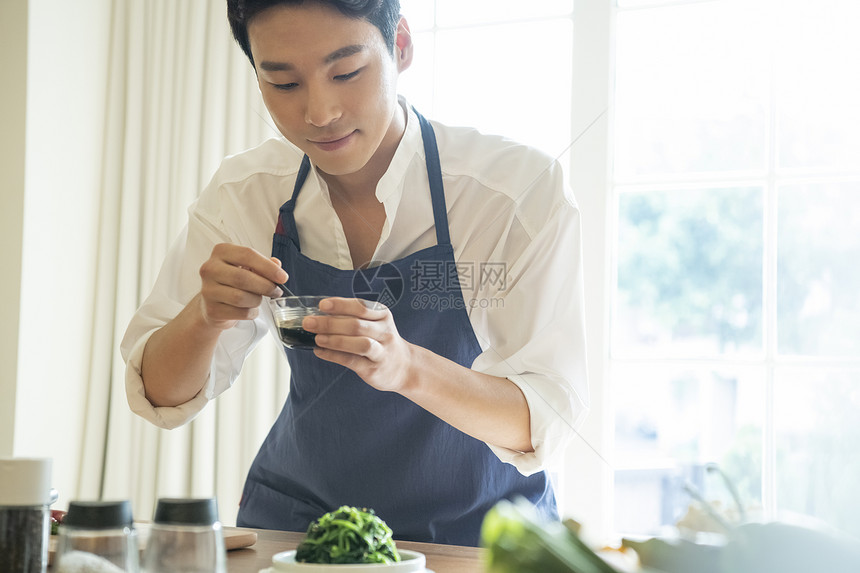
(78, 0, 289, 525)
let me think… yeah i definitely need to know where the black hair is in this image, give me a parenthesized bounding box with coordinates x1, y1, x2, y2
(227, 0, 401, 67)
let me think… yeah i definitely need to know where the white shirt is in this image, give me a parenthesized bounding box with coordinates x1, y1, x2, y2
(121, 100, 589, 476)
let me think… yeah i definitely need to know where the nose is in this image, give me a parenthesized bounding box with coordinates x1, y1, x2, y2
(304, 83, 341, 128)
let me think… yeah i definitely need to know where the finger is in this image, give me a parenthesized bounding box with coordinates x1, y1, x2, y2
(203, 246, 287, 296)
(313, 345, 376, 371)
(302, 314, 384, 339)
(314, 333, 385, 362)
(317, 297, 389, 319)
(213, 244, 288, 285)
(200, 278, 266, 311)
(201, 257, 280, 298)
(200, 296, 261, 324)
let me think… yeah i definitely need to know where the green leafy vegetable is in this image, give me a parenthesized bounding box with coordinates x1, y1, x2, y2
(481, 498, 860, 573)
(481, 498, 622, 573)
(50, 509, 66, 535)
(295, 506, 401, 564)
(482, 498, 677, 573)
(621, 537, 722, 573)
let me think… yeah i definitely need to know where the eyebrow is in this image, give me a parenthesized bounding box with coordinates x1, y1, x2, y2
(258, 44, 366, 72)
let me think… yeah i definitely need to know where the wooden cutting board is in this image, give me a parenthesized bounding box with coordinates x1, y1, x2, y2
(48, 523, 257, 564)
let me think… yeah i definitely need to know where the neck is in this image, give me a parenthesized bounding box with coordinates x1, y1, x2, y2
(319, 102, 407, 199)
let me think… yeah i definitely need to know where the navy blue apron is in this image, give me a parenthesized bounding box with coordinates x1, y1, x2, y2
(237, 110, 556, 546)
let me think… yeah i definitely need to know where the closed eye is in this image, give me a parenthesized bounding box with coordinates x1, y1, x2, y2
(334, 68, 362, 81)
(272, 82, 299, 91)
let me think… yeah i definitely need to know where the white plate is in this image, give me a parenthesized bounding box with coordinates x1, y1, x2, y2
(259, 569, 433, 573)
(266, 549, 427, 572)
(259, 570, 433, 573)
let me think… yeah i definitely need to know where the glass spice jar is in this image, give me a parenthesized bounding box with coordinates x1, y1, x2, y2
(0, 457, 53, 573)
(142, 498, 226, 573)
(55, 499, 139, 572)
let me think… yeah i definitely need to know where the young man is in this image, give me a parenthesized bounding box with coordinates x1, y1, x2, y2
(122, 0, 589, 546)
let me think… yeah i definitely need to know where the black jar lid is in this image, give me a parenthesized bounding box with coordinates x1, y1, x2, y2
(63, 500, 134, 529)
(153, 497, 219, 526)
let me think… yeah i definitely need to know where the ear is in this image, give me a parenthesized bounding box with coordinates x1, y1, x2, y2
(394, 16, 413, 72)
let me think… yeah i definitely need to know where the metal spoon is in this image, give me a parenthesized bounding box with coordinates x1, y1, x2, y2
(277, 282, 296, 297)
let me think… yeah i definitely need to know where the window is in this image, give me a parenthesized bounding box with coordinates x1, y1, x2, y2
(612, 0, 860, 537)
(400, 0, 860, 541)
(398, 0, 593, 525)
(399, 1, 575, 158)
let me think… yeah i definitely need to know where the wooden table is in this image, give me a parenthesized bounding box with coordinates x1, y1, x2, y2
(227, 528, 485, 572)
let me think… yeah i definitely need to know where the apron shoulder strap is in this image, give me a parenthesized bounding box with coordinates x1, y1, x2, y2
(276, 155, 312, 249)
(414, 109, 451, 247)
(280, 113, 451, 251)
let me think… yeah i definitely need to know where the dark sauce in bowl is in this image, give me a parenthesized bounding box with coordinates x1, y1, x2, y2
(277, 324, 316, 349)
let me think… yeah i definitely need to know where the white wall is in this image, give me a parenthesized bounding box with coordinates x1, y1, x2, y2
(4, 0, 111, 503)
(0, 0, 29, 457)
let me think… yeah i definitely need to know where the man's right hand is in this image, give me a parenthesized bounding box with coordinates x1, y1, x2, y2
(197, 243, 288, 330)
(140, 244, 288, 407)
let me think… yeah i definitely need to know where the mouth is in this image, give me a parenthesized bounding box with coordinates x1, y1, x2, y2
(308, 131, 356, 152)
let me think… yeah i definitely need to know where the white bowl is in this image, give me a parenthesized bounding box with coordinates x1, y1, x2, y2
(266, 549, 426, 572)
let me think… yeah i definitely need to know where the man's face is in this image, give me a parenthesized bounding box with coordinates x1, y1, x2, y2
(248, 3, 408, 179)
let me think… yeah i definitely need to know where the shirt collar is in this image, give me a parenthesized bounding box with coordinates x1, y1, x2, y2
(303, 96, 422, 206)
(299, 97, 425, 255)
(374, 96, 423, 203)
(373, 97, 422, 248)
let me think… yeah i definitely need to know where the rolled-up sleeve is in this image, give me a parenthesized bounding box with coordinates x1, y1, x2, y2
(471, 198, 589, 475)
(120, 197, 269, 430)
